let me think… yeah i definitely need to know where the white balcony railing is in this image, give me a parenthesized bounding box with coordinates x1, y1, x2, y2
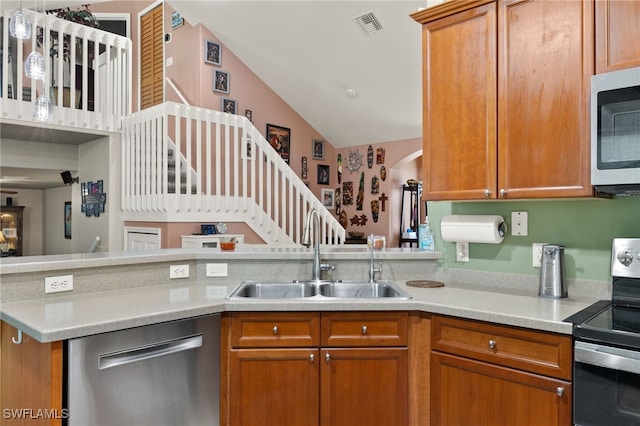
(121, 102, 345, 246)
(1, 9, 131, 131)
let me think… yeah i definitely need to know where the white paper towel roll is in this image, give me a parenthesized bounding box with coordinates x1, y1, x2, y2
(440, 215, 506, 244)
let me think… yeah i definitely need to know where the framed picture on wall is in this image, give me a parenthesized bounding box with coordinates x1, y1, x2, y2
(204, 39, 221, 66)
(213, 69, 230, 94)
(221, 97, 237, 114)
(312, 139, 325, 160)
(317, 164, 330, 185)
(64, 201, 72, 239)
(266, 123, 291, 164)
(321, 188, 335, 209)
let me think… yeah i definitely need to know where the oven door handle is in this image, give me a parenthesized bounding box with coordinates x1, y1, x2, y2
(574, 341, 640, 375)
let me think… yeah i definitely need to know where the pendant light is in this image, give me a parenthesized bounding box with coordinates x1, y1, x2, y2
(32, 0, 52, 122)
(25, 50, 46, 80)
(24, 0, 45, 80)
(9, 1, 32, 39)
(32, 92, 53, 121)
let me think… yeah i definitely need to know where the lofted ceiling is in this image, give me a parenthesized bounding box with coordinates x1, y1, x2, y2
(0, 0, 440, 190)
(170, 0, 439, 148)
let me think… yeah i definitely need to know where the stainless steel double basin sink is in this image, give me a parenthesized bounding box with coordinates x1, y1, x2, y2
(226, 280, 412, 300)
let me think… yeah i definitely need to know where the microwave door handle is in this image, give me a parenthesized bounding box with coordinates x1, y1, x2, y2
(575, 342, 640, 375)
(98, 333, 203, 370)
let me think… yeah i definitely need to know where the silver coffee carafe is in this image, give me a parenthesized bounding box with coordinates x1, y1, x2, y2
(539, 244, 567, 298)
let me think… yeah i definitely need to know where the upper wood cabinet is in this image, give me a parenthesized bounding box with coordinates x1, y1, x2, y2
(412, 0, 594, 200)
(595, 0, 640, 73)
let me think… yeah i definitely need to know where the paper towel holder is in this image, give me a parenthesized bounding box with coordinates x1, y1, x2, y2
(440, 215, 507, 244)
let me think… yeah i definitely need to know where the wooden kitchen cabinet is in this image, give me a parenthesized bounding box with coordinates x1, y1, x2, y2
(595, 0, 640, 73)
(0, 322, 64, 425)
(228, 348, 320, 426)
(222, 312, 408, 426)
(430, 315, 572, 426)
(411, 0, 593, 200)
(319, 312, 408, 426)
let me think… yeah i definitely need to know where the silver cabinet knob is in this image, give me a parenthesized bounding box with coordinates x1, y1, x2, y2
(325, 353, 330, 362)
(488, 339, 496, 350)
(272, 325, 278, 335)
(556, 387, 564, 397)
(309, 354, 315, 362)
(499, 189, 507, 198)
(484, 189, 492, 197)
(362, 325, 368, 335)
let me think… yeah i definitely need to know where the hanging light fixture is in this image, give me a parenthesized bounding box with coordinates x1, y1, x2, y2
(9, 1, 32, 39)
(25, 50, 46, 80)
(32, 92, 53, 121)
(25, 0, 45, 80)
(32, 0, 52, 122)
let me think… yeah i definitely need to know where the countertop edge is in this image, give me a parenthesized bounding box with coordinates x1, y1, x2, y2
(1, 283, 585, 342)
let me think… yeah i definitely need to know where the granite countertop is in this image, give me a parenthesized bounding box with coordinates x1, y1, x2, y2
(0, 278, 597, 343)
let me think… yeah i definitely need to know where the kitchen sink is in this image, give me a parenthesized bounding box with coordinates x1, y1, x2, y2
(227, 281, 318, 299)
(226, 280, 412, 300)
(318, 281, 410, 298)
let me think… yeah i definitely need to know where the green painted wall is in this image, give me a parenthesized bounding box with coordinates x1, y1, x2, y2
(427, 197, 640, 282)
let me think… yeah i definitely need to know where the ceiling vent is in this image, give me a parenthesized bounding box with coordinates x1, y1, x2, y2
(353, 11, 384, 36)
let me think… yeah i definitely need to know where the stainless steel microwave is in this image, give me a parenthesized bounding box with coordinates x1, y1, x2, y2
(591, 67, 640, 196)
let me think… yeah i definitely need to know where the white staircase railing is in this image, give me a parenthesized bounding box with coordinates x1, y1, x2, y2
(1, 9, 131, 131)
(121, 102, 345, 246)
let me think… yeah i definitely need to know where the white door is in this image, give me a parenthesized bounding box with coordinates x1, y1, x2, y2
(125, 227, 161, 251)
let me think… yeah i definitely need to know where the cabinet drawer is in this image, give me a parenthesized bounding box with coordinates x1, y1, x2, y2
(321, 312, 408, 347)
(229, 312, 320, 348)
(432, 315, 571, 380)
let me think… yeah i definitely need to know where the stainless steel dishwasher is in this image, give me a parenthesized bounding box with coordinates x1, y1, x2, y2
(67, 314, 220, 426)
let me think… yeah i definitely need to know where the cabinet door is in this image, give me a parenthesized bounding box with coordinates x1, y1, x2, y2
(421, 3, 498, 200)
(596, 0, 640, 73)
(431, 352, 571, 426)
(497, 0, 593, 198)
(228, 348, 320, 426)
(320, 348, 408, 426)
(0, 322, 64, 426)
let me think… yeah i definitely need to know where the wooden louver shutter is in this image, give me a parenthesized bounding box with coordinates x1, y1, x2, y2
(140, 4, 164, 110)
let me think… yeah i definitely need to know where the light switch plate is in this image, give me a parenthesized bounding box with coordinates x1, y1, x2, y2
(206, 263, 228, 277)
(511, 211, 528, 236)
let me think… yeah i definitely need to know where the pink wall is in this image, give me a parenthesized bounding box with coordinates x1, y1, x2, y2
(335, 138, 422, 247)
(101, 2, 421, 247)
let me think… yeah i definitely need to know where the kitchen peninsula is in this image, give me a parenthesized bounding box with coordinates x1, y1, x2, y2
(0, 246, 607, 426)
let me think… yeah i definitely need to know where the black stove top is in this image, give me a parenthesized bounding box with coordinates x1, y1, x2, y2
(568, 301, 640, 350)
(566, 236, 640, 351)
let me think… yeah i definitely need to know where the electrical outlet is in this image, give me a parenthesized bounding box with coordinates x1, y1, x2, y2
(532, 243, 547, 268)
(45, 275, 74, 294)
(170, 264, 190, 279)
(456, 242, 469, 262)
(206, 263, 228, 277)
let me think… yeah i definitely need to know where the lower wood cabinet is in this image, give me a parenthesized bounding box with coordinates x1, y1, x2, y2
(222, 311, 409, 426)
(430, 315, 572, 426)
(0, 321, 63, 426)
(228, 348, 320, 426)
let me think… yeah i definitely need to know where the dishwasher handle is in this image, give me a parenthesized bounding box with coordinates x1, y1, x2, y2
(574, 341, 640, 375)
(98, 333, 203, 370)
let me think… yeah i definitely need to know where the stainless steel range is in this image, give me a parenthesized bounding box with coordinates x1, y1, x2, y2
(567, 238, 640, 426)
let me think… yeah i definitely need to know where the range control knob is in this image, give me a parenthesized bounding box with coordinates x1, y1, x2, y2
(617, 250, 634, 267)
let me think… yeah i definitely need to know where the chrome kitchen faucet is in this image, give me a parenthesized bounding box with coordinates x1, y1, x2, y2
(302, 209, 334, 281)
